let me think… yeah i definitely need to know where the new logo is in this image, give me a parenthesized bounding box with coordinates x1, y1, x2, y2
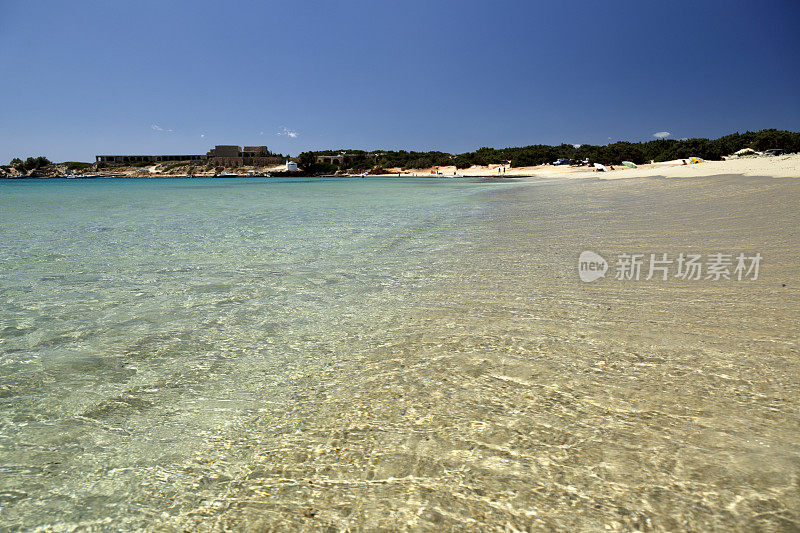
(578, 251, 608, 282)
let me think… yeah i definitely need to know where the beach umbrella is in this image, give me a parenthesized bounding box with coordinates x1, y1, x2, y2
(622, 161, 637, 168)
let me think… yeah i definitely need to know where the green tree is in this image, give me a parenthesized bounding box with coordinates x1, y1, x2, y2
(20, 156, 51, 171)
(298, 151, 316, 169)
(452, 156, 472, 169)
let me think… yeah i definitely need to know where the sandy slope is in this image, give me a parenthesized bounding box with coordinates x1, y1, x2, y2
(390, 154, 800, 180)
(537, 153, 800, 180)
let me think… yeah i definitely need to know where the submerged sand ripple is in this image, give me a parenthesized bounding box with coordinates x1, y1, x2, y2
(1, 176, 798, 531)
(166, 176, 800, 531)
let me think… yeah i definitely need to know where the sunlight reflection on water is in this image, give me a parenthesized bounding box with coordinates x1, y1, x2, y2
(1, 176, 799, 531)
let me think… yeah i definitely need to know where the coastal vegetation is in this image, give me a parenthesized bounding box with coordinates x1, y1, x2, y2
(3, 129, 799, 178)
(162, 161, 190, 171)
(297, 129, 800, 171)
(64, 161, 93, 170)
(8, 156, 52, 172)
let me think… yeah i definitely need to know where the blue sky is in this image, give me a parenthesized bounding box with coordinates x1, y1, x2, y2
(1, 0, 798, 162)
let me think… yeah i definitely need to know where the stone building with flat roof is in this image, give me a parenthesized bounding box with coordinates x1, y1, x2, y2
(95, 154, 204, 164)
(205, 145, 239, 158)
(205, 145, 277, 166)
(243, 146, 269, 156)
(315, 152, 378, 166)
(97, 145, 279, 166)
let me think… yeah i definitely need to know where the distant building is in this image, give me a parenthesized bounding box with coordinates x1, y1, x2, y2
(96, 145, 278, 166)
(206, 145, 240, 158)
(243, 146, 270, 156)
(207, 145, 277, 166)
(315, 152, 377, 165)
(286, 161, 298, 172)
(95, 154, 203, 164)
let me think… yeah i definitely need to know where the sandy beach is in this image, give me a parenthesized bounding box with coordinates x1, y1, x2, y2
(395, 153, 800, 181)
(7, 152, 796, 181)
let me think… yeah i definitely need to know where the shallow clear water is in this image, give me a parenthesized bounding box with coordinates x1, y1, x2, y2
(0, 176, 514, 529)
(1, 176, 799, 531)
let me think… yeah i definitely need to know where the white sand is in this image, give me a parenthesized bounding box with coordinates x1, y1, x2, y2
(541, 154, 800, 180)
(393, 154, 800, 180)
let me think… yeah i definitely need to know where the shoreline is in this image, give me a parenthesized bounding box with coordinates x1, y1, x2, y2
(2, 153, 798, 181)
(402, 153, 800, 181)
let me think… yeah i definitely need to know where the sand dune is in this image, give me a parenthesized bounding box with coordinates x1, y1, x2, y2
(541, 153, 800, 180)
(399, 154, 800, 180)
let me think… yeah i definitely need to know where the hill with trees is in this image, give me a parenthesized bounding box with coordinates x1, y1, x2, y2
(297, 129, 800, 173)
(3, 129, 799, 177)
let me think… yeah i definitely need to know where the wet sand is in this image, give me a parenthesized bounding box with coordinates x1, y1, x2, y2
(167, 175, 800, 531)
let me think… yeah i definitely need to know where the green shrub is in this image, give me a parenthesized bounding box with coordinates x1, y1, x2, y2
(452, 156, 472, 169)
(304, 162, 337, 174)
(10, 156, 52, 172)
(64, 161, 93, 170)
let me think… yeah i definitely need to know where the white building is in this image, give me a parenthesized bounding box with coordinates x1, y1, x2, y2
(285, 161, 298, 172)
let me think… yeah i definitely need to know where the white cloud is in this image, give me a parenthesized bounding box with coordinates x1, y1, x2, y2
(653, 131, 670, 139)
(151, 123, 173, 133)
(200, 133, 206, 138)
(276, 126, 299, 138)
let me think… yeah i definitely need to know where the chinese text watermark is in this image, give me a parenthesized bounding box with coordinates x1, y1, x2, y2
(578, 251, 761, 283)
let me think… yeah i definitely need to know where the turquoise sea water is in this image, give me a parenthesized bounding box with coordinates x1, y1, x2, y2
(2, 176, 799, 531)
(0, 177, 515, 529)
